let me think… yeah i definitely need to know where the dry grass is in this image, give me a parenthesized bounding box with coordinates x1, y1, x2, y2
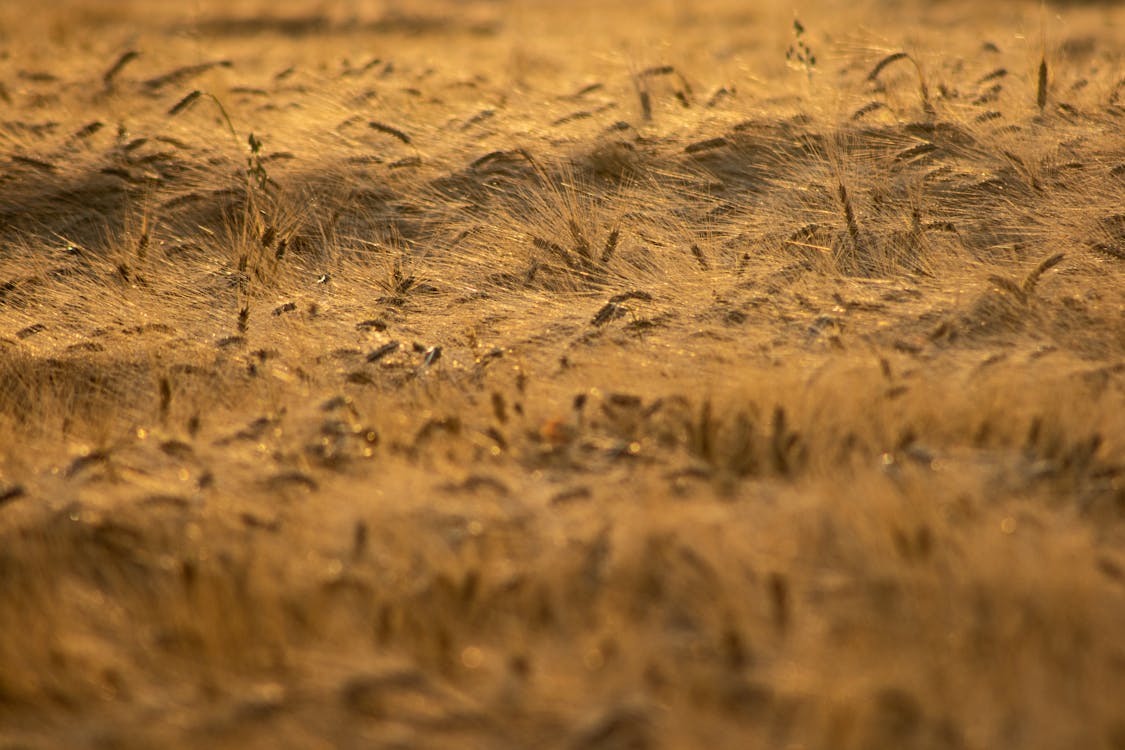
(1, 0, 1124, 748)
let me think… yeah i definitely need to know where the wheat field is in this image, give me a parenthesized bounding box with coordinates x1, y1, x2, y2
(1, 0, 1123, 747)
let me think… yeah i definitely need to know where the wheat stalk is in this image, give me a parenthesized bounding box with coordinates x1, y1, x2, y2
(867, 51, 934, 116)
(368, 121, 412, 145)
(866, 52, 910, 81)
(837, 182, 866, 265)
(1021, 252, 1064, 294)
(103, 50, 139, 88)
(600, 228, 619, 265)
(690, 244, 710, 270)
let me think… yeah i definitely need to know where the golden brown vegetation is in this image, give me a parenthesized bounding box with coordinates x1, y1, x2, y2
(1, 0, 1124, 747)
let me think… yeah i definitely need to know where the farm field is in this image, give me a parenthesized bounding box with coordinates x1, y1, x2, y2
(1, 0, 1124, 747)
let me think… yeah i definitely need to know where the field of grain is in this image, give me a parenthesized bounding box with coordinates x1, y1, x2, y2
(1, 1, 1123, 747)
